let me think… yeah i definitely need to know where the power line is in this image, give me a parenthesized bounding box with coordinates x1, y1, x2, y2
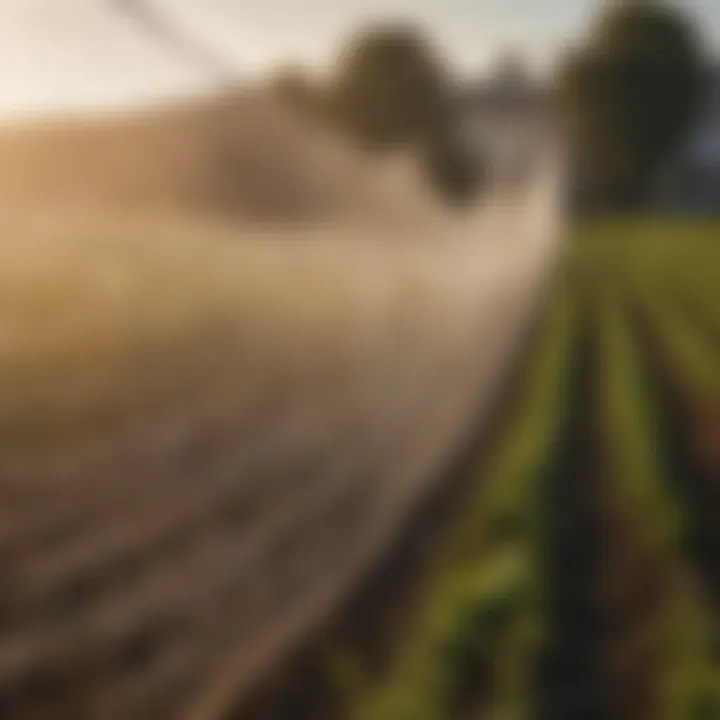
(110, 0, 240, 82)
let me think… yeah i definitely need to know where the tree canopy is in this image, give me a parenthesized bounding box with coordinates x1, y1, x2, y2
(561, 0, 705, 211)
(327, 24, 484, 204)
(329, 24, 451, 151)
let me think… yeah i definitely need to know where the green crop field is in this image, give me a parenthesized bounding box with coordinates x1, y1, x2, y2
(301, 220, 720, 720)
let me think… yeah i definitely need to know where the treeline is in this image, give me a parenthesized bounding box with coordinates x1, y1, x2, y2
(560, 0, 708, 214)
(270, 25, 483, 207)
(272, 0, 712, 215)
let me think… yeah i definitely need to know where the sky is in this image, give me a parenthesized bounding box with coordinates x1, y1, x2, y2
(0, 0, 718, 119)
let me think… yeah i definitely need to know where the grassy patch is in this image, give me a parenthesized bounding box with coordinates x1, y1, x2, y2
(347, 219, 720, 720)
(598, 297, 719, 719)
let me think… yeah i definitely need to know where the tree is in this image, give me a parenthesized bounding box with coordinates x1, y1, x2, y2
(327, 24, 484, 205)
(329, 24, 451, 151)
(561, 0, 705, 211)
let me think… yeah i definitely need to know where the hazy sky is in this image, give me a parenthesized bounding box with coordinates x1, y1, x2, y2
(0, 0, 718, 118)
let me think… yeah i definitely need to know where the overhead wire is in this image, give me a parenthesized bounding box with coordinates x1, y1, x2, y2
(110, 0, 240, 83)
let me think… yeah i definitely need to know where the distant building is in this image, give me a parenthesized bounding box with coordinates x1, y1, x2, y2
(655, 67, 720, 213)
(456, 61, 554, 183)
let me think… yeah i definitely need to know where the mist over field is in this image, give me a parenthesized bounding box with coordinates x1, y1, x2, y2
(0, 2, 718, 719)
(0, 27, 564, 712)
